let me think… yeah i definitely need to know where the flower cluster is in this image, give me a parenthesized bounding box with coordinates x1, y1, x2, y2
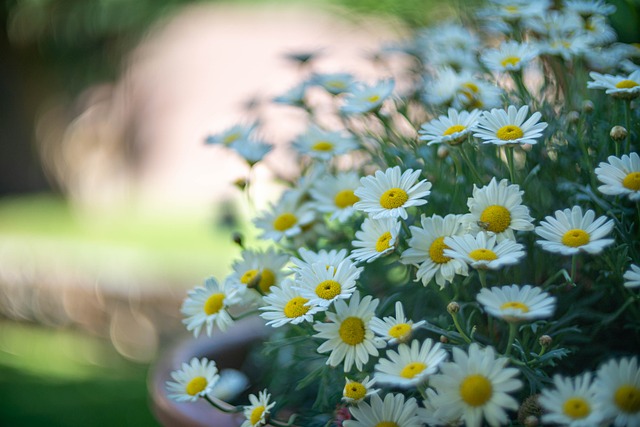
(167, 1, 640, 426)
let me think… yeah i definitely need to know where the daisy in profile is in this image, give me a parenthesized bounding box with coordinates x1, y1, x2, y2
(205, 122, 257, 146)
(181, 277, 240, 336)
(311, 72, 355, 95)
(422, 67, 462, 107)
(343, 393, 422, 427)
(476, 284, 556, 323)
(253, 193, 315, 242)
(370, 301, 426, 344)
(272, 82, 307, 106)
(473, 105, 548, 146)
(444, 232, 526, 270)
(595, 356, 640, 427)
(340, 79, 395, 115)
(461, 177, 535, 241)
(354, 166, 432, 220)
(259, 279, 324, 327)
(229, 138, 272, 166)
(401, 213, 469, 289)
(313, 291, 385, 372)
(310, 171, 362, 222)
(588, 70, 640, 99)
(418, 108, 482, 146)
(535, 206, 615, 256)
(565, 0, 616, 18)
(294, 260, 362, 307)
(289, 247, 349, 276)
(342, 376, 379, 404)
(292, 125, 358, 160)
(166, 357, 220, 402)
(374, 339, 447, 388)
(481, 41, 538, 73)
(595, 152, 640, 201)
(350, 217, 401, 263)
(241, 389, 276, 427)
(539, 373, 605, 426)
(228, 248, 290, 296)
(624, 264, 640, 288)
(429, 343, 522, 427)
(418, 388, 464, 426)
(453, 76, 503, 110)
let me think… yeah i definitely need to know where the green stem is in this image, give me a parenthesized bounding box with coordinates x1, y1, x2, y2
(478, 269, 488, 289)
(505, 146, 517, 184)
(625, 98, 632, 153)
(270, 414, 300, 427)
(202, 395, 243, 414)
(451, 312, 473, 344)
(458, 145, 484, 185)
(504, 322, 518, 357)
(569, 255, 578, 286)
(231, 309, 261, 321)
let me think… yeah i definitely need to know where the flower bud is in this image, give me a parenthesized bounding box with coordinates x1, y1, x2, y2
(566, 111, 580, 124)
(610, 125, 628, 142)
(539, 335, 552, 348)
(518, 395, 542, 426)
(232, 232, 244, 248)
(524, 415, 539, 427)
(437, 145, 449, 158)
(447, 301, 460, 314)
(582, 100, 594, 113)
(439, 335, 449, 344)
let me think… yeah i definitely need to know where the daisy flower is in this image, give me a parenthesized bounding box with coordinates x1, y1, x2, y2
(582, 16, 618, 46)
(229, 138, 272, 166)
(354, 166, 432, 220)
(535, 206, 615, 256)
(473, 105, 548, 146)
(295, 260, 362, 307)
(400, 213, 469, 288)
(453, 76, 503, 110)
(481, 41, 538, 73)
(539, 373, 605, 426)
(166, 357, 220, 402)
(418, 108, 482, 146)
(205, 122, 257, 146)
(595, 356, 640, 426)
(624, 264, 640, 288)
(422, 67, 461, 106)
(565, 0, 616, 18)
(289, 247, 349, 276)
(340, 79, 395, 115)
(595, 152, 640, 201)
(342, 376, 379, 404)
(430, 343, 522, 427)
(350, 217, 401, 263)
(370, 301, 426, 344)
(181, 277, 240, 337)
(343, 393, 422, 427)
(228, 248, 291, 295)
(292, 125, 358, 160)
(241, 389, 276, 427)
(253, 192, 315, 242)
(309, 171, 362, 222)
(272, 82, 307, 106)
(374, 339, 447, 388)
(313, 291, 385, 372)
(311, 72, 355, 95)
(444, 232, 526, 270)
(485, 0, 550, 22)
(259, 279, 324, 327)
(588, 70, 640, 99)
(418, 388, 464, 426)
(476, 284, 556, 323)
(461, 177, 535, 241)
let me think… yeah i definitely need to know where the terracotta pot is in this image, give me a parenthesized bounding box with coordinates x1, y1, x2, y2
(149, 317, 270, 427)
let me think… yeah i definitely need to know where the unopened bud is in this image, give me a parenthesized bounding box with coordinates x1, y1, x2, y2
(610, 125, 628, 142)
(566, 111, 580, 124)
(539, 335, 552, 348)
(437, 145, 449, 158)
(521, 143, 533, 152)
(518, 395, 542, 426)
(524, 415, 539, 427)
(447, 302, 460, 314)
(582, 100, 594, 113)
(232, 232, 244, 248)
(233, 178, 248, 191)
(440, 335, 449, 344)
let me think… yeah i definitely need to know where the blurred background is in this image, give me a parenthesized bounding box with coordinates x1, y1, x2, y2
(0, 0, 638, 425)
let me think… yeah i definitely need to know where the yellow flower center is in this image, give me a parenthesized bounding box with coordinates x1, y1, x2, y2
(562, 397, 591, 419)
(339, 316, 365, 345)
(500, 301, 529, 313)
(380, 188, 409, 209)
(429, 236, 452, 264)
(388, 323, 412, 341)
(222, 133, 240, 145)
(240, 269, 276, 293)
(480, 205, 512, 233)
(203, 293, 225, 315)
(376, 231, 393, 252)
(400, 362, 427, 379)
(460, 374, 493, 407)
(623, 172, 640, 191)
(312, 141, 334, 151)
(334, 189, 359, 208)
(250, 405, 266, 425)
(284, 296, 310, 318)
(443, 124, 466, 136)
(315, 280, 342, 300)
(500, 56, 521, 68)
(505, 5, 519, 13)
(462, 82, 479, 93)
(344, 382, 367, 400)
(615, 79, 639, 89)
(496, 125, 524, 141)
(185, 376, 208, 396)
(375, 423, 398, 427)
(561, 229, 590, 247)
(367, 94, 381, 103)
(273, 212, 297, 232)
(328, 80, 346, 89)
(614, 384, 640, 413)
(469, 248, 498, 261)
